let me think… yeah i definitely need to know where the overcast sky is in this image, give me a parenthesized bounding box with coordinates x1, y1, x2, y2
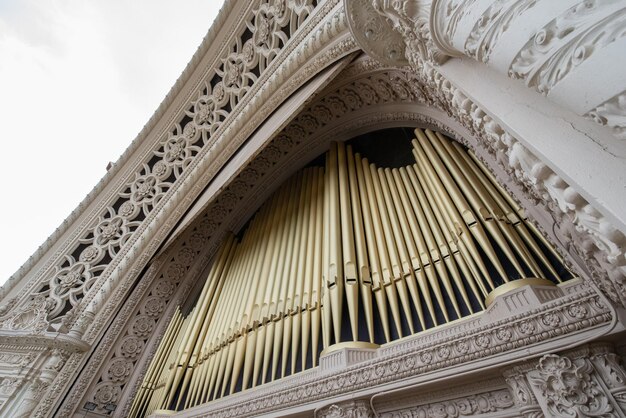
(0, 0, 223, 283)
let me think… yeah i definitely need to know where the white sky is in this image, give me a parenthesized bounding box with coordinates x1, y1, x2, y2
(0, 0, 224, 283)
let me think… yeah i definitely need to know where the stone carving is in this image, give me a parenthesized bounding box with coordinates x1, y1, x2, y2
(347, 1, 626, 307)
(0, 352, 36, 368)
(14, 379, 51, 418)
(509, 1, 626, 95)
(465, 0, 538, 63)
(140, 281, 609, 417)
(0, 0, 319, 329)
(318, 400, 374, 418)
(0, 377, 21, 397)
(504, 370, 543, 418)
(5, 1, 626, 416)
(586, 91, 626, 142)
(0, 296, 51, 334)
(345, 0, 449, 66)
(590, 345, 626, 414)
(379, 389, 514, 417)
(529, 354, 613, 417)
(505, 344, 626, 418)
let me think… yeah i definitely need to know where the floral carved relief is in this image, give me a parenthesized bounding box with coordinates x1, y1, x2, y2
(0, 0, 319, 333)
(464, 0, 538, 63)
(586, 91, 626, 142)
(509, 1, 626, 95)
(379, 389, 515, 418)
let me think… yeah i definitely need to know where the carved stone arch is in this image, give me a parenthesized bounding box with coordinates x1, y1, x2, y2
(91, 56, 607, 417)
(3, 1, 625, 417)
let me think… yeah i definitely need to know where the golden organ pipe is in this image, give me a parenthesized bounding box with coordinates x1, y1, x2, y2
(311, 167, 325, 363)
(300, 168, 320, 370)
(412, 140, 496, 292)
(406, 160, 465, 320)
(361, 156, 404, 337)
(191, 241, 238, 406)
(327, 142, 344, 344)
(347, 146, 374, 343)
(386, 168, 435, 326)
(414, 131, 508, 285)
(400, 152, 470, 321)
(440, 136, 544, 278)
(251, 179, 292, 389)
(135, 128, 573, 413)
(281, 170, 309, 378)
(237, 187, 281, 393)
(160, 308, 193, 410)
(180, 235, 236, 407)
(408, 158, 489, 302)
(398, 166, 454, 321)
(337, 142, 360, 341)
(289, 169, 312, 377)
(392, 168, 444, 320)
(262, 177, 297, 384)
(272, 177, 300, 380)
(410, 149, 471, 321)
(130, 308, 182, 417)
(321, 153, 332, 349)
(203, 237, 246, 402)
(213, 204, 266, 399)
(465, 149, 563, 281)
(378, 166, 424, 330)
(369, 161, 415, 334)
(355, 154, 391, 342)
(426, 130, 527, 278)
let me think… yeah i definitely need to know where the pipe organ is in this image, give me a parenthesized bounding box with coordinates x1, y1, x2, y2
(130, 129, 572, 416)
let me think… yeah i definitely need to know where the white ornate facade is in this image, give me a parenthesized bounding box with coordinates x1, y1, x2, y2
(0, 0, 625, 417)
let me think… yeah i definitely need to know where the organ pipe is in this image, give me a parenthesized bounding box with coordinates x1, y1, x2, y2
(130, 129, 572, 416)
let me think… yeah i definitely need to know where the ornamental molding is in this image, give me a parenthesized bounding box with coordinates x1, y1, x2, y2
(377, 388, 515, 417)
(0, 0, 244, 298)
(2, 2, 626, 417)
(529, 354, 613, 417)
(372, 376, 517, 417)
(345, 0, 450, 66)
(508, 1, 626, 95)
(464, 0, 538, 64)
(0, 0, 336, 332)
(56, 50, 621, 416)
(409, 61, 626, 308)
(586, 90, 626, 142)
(146, 279, 610, 417)
(45, 7, 359, 418)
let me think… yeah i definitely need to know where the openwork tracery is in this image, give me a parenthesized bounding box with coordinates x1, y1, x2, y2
(20, 0, 319, 326)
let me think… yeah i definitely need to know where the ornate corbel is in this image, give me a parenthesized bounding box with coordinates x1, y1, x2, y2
(344, 0, 450, 67)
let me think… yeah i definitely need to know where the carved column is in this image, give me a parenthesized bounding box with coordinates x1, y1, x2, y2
(503, 343, 626, 418)
(345, 0, 626, 142)
(317, 399, 374, 418)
